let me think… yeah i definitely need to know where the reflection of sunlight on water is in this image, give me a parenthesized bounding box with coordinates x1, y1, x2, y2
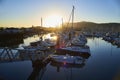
(19, 35, 40, 47)
(43, 33, 57, 41)
(19, 33, 57, 47)
(23, 35, 40, 46)
(1, 36, 120, 80)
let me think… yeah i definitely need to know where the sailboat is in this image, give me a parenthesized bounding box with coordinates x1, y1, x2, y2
(55, 6, 91, 55)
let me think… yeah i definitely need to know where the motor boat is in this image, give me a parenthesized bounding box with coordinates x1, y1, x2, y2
(50, 54, 87, 68)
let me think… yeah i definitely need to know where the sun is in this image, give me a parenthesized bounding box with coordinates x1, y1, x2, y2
(44, 14, 62, 27)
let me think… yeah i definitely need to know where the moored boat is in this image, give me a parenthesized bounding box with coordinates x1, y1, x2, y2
(56, 46, 90, 56)
(50, 54, 89, 68)
(55, 6, 91, 56)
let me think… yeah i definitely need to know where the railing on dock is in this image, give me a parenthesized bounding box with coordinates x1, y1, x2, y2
(0, 47, 50, 63)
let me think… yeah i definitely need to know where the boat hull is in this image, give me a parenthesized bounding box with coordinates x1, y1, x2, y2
(50, 60, 85, 68)
(56, 48, 90, 59)
(50, 55, 86, 68)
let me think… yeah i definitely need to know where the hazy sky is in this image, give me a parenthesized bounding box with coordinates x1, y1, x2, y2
(0, 0, 120, 27)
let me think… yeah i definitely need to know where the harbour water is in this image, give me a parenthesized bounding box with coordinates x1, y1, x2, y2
(0, 36, 120, 80)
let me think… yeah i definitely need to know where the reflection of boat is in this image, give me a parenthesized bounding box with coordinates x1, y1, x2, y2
(28, 59, 49, 80)
(50, 53, 90, 68)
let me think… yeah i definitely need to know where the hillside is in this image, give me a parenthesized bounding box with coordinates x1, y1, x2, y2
(63, 21, 120, 32)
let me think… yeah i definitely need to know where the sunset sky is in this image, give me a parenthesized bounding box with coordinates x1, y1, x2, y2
(0, 0, 120, 27)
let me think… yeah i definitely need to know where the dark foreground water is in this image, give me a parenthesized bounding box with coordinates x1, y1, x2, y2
(0, 38, 120, 80)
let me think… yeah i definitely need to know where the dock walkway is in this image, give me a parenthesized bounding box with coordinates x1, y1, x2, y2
(0, 47, 53, 63)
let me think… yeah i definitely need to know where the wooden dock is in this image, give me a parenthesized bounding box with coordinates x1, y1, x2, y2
(0, 47, 53, 63)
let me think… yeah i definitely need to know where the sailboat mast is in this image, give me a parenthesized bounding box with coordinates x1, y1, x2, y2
(72, 6, 75, 29)
(41, 17, 43, 27)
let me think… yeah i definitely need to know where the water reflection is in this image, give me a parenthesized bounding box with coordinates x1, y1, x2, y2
(28, 58, 51, 80)
(26, 51, 91, 80)
(0, 36, 120, 80)
(28, 60, 46, 80)
(20, 33, 57, 48)
(0, 33, 57, 48)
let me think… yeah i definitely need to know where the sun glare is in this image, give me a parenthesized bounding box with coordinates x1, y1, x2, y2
(44, 14, 62, 27)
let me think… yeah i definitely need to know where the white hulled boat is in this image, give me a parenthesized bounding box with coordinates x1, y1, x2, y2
(50, 54, 90, 68)
(55, 6, 90, 55)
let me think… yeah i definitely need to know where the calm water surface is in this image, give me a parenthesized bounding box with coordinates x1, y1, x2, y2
(0, 37, 120, 80)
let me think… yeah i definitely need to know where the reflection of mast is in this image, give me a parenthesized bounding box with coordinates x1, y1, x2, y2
(27, 59, 48, 80)
(70, 68, 72, 80)
(110, 43, 113, 56)
(57, 66, 60, 72)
